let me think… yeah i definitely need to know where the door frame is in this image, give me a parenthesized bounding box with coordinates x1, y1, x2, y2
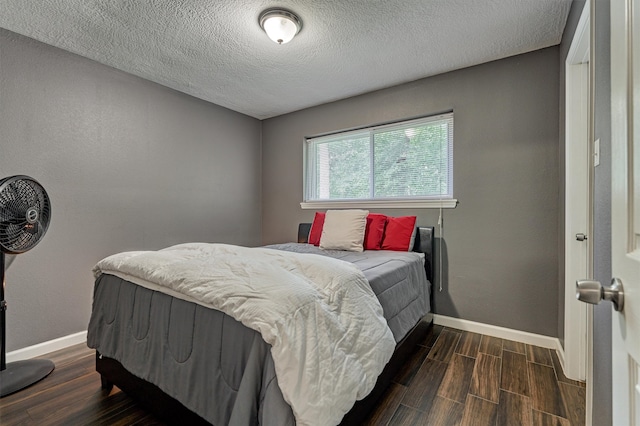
(563, 0, 592, 386)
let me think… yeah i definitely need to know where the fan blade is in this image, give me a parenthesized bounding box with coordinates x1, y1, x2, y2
(25, 222, 37, 235)
(0, 222, 23, 241)
(2, 183, 23, 207)
(0, 221, 29, 253)
(0, 200, 25, 222)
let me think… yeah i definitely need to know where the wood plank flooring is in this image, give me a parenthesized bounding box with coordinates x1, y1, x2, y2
(0, 326, 585, 425)
(365, 326, 586, 426)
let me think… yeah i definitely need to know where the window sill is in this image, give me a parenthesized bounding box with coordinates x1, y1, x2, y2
(300, 199, 458, 210)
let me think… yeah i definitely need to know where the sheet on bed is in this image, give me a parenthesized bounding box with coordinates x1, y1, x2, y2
(266, 243, 431, 342)
(91, 243, 396, 426)
(87, 243, 431, 426)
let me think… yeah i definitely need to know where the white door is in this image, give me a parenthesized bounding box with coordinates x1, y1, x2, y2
(611, 0, 640, 424)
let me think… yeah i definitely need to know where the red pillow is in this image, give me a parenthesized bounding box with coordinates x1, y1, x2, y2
(363, 214, 387, 250)
(381, 216, 417, 251)
(308, 212, 325, 246)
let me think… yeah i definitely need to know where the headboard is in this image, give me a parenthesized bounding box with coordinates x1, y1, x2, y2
(297, 223, 435, 283)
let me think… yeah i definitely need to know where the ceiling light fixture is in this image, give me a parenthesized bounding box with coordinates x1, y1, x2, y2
(259, 8, 302, 45)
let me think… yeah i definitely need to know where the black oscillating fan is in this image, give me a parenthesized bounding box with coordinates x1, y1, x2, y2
(0, 175, 52, 397)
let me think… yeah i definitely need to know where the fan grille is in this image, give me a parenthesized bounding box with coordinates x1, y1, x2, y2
(0, 176, 51, 254)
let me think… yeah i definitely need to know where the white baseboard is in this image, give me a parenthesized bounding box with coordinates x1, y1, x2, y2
(433, 314, 562, 351)
(554, 339, 568, 373)
(6, 331, 87, 363)
(5, 318, 567, 369)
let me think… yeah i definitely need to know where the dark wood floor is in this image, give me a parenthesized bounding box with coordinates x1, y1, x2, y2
(0, 325, 585, 425)
(365, 325, 586, 426)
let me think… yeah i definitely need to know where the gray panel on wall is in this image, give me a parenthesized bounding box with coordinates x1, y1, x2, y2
(0, 29, 262, 351)
(262, 47, 560, 337)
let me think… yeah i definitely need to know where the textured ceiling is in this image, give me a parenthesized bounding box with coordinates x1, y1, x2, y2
(0, 0, 572, 119)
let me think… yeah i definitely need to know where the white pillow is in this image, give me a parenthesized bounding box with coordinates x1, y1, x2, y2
(319, 209, 369, 252)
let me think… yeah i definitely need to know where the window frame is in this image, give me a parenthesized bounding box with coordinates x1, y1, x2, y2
(301, 113, 457, 209)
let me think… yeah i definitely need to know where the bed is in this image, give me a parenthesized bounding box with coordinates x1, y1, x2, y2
(87, 223, 434, 425)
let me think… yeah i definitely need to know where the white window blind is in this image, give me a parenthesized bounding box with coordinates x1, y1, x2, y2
(304, 113, 454, 206)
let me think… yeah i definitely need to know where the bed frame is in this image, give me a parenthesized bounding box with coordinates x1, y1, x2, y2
(96, 225, 435, 425)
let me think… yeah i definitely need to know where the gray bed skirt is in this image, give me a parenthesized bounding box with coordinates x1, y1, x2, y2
(88, 274, 295, 425)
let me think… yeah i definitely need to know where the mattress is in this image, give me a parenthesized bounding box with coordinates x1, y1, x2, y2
(265, 243, 430, 342)
(87, 244, 431, 425)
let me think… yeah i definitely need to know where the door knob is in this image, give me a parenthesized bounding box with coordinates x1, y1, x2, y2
(576, 278, 624, 311)
(576, 233, 588, 241)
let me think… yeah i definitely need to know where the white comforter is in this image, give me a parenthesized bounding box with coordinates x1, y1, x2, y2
(93, 243, 396, 426)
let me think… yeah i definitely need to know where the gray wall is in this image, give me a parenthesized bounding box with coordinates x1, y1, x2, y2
(0, 29, 262, 352)
(262, 48, 561, 337)
(593, 0, 613, 423)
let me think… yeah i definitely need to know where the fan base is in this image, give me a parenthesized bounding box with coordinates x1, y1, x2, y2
(0, 359, 55, 397)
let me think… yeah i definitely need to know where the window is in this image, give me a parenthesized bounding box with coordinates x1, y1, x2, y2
(302, 113, 456, 209)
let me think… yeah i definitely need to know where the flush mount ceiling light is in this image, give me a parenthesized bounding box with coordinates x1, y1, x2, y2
(259, 8, 302, 44)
